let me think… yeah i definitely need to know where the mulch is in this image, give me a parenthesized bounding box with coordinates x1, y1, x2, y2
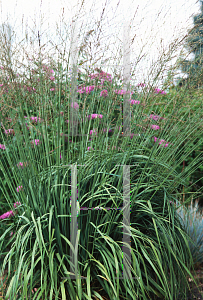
(184, 268, 203, 300)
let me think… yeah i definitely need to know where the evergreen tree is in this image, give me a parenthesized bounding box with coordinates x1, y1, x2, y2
(176, 0, 203, 90)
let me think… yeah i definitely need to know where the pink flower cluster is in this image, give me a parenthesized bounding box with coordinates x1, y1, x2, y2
(42, 65, 54, 76)
(87, 147, 94, 151)
(149, 114, 163, 121)
(88, 70, 112, 83)
(25, 123, 30, 130)
(78, 85, 95, 94)
(71, 102, 79, 109)
(5, 117, 12, 122)
(88, 114, 103, 120)
(23, 86, 36, 93)
(130, 99, 140, 105)
(14, 201, 21, 208)
(17, 186, 23, 192)
(0, 202, 21, 220)
(153, 136, 170, 147)
(31, 139, 40, 146)
(17, 161, 29, 168)
(130, 133, 140, 139)
(151, 125, 160, 130)
(137, 83, 145, 87)
(30, 116, 43, 123)
(0, 210, 14, 219)
(103, 128, 112, 133)
(90, 129, 97, 135)
(154, 88, 166, 95)
(4, 129, 15, 135)
(100, 89, 108, 97)
(0, 144, 6, 150)
(114, 89, 133, 95)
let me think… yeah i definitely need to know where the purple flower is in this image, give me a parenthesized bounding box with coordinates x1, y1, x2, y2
(87, 147, 94, 151)
(49, 76, 55, 81)
(50, 88, 55, 91)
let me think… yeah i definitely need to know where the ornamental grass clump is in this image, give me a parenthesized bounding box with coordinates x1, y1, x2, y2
(176, 198, 203, 270)
(0, 2, 203, 300)
(1, 64, 203, 299)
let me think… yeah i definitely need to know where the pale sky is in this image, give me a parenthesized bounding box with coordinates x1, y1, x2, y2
(0, 0, 202, 89)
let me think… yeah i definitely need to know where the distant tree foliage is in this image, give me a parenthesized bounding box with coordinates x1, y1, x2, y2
(0, 22, 13, 69)
(176, 0, 203, 90)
